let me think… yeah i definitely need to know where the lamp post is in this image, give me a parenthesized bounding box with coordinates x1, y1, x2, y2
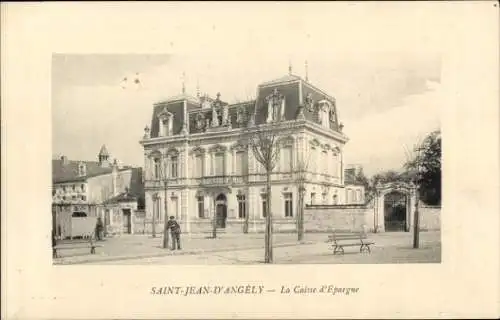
(152, 193, 157, 238)
(162, 154, 170, 249)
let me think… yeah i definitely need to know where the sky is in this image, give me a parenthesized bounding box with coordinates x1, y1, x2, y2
(51, 5, 442, 177)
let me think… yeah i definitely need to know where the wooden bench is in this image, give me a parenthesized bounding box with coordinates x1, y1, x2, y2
(52, 234, 103, 258)
(326, 231, 374, 255)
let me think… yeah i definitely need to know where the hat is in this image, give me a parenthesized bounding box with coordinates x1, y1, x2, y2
(169, 216, 175, 219)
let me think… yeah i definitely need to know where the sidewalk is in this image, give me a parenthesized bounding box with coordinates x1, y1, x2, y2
(53, 233, 316, 265)
(53, 231, 441, 265)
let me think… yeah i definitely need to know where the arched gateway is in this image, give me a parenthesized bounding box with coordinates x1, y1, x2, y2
(374, 182, 417, 233)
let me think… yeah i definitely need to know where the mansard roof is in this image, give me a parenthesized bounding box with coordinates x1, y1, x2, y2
(146, 71, 343, 138)
(188, 100, 255, 134)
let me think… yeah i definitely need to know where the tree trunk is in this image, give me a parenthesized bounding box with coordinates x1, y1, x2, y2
(162, 186, 169, 249)
(212, 199, 217, 239)
(243, 203, 249, 234)
(297, 190, 304, 241)
(152, 199, 156, 238)
(265, 171, 273, 263)
(413, 186, 420, 248)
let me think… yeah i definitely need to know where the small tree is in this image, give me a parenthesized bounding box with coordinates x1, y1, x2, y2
(248, 123, 282, 263)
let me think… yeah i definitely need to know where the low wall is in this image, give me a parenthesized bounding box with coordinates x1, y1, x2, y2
(304, 204, 374, 233)
(419, 204, 441, 231)
(135, 218, 298, 234)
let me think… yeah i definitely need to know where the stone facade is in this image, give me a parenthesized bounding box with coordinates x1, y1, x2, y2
(140, 72, 364, 234)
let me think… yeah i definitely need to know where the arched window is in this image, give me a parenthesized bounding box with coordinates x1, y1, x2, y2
(170, 155, 178, 178)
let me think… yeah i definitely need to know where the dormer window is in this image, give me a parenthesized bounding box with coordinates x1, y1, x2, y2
(78, 162, 86, 177)
(266, 88, 285, 123)
(158, 107, 174, 137)
(318, 100, 332, 128)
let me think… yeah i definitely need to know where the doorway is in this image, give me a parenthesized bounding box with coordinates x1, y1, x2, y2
(384, 191, 408, 232)
(215, 193, 227, 228)
(122, 209, 132, 234)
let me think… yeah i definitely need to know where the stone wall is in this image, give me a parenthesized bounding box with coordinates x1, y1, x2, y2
(304, 204, 374, 232)
(419, 204, 441, 231)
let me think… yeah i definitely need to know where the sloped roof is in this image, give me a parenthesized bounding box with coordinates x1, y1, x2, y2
(53, 159, 112, 183)
(102, 190, 137, 205)
(52, 159, 135, 183)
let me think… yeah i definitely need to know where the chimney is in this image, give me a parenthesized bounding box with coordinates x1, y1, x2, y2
(60, 155, 69, 165)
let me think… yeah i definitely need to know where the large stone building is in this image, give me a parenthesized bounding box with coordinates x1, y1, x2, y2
(139, 70, 364, 233)
(52, 145, 144, 238)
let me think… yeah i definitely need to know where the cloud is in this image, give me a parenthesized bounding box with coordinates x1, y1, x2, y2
(52, 53, 442, 172)
(342, 80, 441, 176)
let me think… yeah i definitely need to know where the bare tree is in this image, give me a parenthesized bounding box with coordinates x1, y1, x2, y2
(247, 123, 282, 263)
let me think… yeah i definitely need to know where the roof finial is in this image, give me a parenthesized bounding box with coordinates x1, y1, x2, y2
(181, 71, 186, 94)
(305, 60, 309, 82)
(288, 60, 292, 75)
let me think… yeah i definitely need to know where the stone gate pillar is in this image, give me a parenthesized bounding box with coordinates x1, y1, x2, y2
(374, 182, 385, 232)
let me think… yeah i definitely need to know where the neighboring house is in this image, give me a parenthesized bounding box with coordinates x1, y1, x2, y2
(139, 68, 361, 234)
(52, 145, 144, 238)
(343, 165, 366, 204)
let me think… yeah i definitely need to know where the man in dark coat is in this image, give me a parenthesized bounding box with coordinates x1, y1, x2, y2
(95, 217, 104, 241)
(166, 216, 181, 250)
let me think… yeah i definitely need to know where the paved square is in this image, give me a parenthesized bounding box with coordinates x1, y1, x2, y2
(58, 231, 443, 265)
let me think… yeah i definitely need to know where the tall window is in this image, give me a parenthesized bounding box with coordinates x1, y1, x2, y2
(356, 190, 362, 203)
(310, 192, 316, 205)
(154, 158, 161, 179)
(170, 156, 178, 178)
(195, 155, 204, 177)
(281, 146, 293, 172)
(322, 150, 328, 174)
(284, 193, 293, 217)
(237, 194, 246, 219)
(162, 119, 169, 137)
(154, 197, 162, 222)
(235, 151, 245, 176)
(197, 196, 205, 218)
(333, 194, 338, 205)
(214, 153, 224, 176)
(332, 153, 339, 177)
(261, 194, 267, 218)
(171, 197, 179, 219)
(311, 147, 317, 173)
(322, 193, 327, 204)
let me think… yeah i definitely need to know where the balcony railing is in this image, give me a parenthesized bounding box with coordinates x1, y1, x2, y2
(144, 172, 341, 188)
(144, 177, 184, 188)
(194, 175, 249, 186)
